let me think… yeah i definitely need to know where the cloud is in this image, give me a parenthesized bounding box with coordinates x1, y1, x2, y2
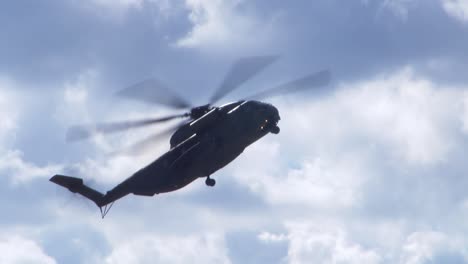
(82, 0, 173, 13)
(441, 0, 468, 23)
(219, 66, 468, 262)
(88, 0, 143, 10)
(229, 67, 464, 215)
(461, 92, 468, 134)
(379, 0, 418, 20)
(77, 0, 171, 20)
(379, 0, 468, 25)
(401, 231, 468, 264)
(0, 235, 56, 264)
(54, 69, 95, 125)
(176, 0, 277, 51)
(0, 77, 20, 148)
(289, 67, 461, 166)
(0, 77, 67, 184)
(258, 232, 288, 244)
(2, 2, 468, 263)
(261, 225, 468, 264)
(0, 150, 62, 184)
(0, 77, 62, 185)
(231, 142, 369, 209)
(5, 64, 467, 263)
(64, 80, 89, 106)
(368, 0, 468, 24)
(73, 155, 152, 185)
(284, 222, 382, 264)
(104, 233, 230, 264)
(0, 75, 91, 185)
(332, 68, 460, 165)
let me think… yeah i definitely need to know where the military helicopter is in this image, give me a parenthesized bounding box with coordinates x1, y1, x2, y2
(50, 56, 330, 218)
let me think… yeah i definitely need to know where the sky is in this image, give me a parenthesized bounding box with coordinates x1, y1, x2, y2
(1, 0, 468, 263)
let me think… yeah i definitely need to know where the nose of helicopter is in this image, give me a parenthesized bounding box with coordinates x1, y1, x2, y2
(264, 103, 281, 123)
(269, 104, 280, 123)
(268, 105, 281, 134)
(241, 100, 281, 134)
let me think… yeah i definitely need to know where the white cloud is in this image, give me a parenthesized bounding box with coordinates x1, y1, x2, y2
(461, 91, 468, 134)
(284, 222, 382, 264)
(0, 236, 56, 264)
(281, 67, 461, 165)
(105, 233, 230, 264)
(177, 0, 277, 51)
(64, 82, 89, 106)
(401, 231, 468, 264)
(230, 67, 464, 213)
(0, 77, 20, 149)
(232, 142, 368, 209)
(90, 0, 143, 10)
(74, 0, 143, 20)
(41, 66, 468, 264)
(362, 0, 418, 21)
(77, 0, 277, 50)
(442, 0, 468, 23)
(258, 231, 288, 243)
(333, 68, 460, 165)
(381, 0, 417, 20)
(274, 224, 468, 264)
(4, 64, 468, 263)
(54, 69, 97, 125)
(2, 1, 468, 263)
(76, 0, 174, 21)
(242, 67, 468, 263)
(0, 78, 62, 184)
(369, 0, 468, 24)
(379, 0, 468, 24)
(74, 155, 150, 184)
(0, 150, 62, 184)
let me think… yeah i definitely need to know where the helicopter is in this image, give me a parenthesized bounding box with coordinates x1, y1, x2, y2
(50, 56, 331, 218)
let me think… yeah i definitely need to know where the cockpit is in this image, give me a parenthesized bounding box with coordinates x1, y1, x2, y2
(231, 100, 281, 134)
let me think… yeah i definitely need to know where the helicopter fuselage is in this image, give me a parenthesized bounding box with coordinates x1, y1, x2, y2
(100, 100, 281, 204)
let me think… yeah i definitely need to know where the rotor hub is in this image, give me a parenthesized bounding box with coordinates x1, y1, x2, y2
(190, 104, 212, 119)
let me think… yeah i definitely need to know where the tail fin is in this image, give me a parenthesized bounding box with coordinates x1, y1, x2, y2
(50, 175, 104, 206)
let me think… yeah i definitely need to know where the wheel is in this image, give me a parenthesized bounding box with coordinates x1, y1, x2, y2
(205, 177, 216, 187)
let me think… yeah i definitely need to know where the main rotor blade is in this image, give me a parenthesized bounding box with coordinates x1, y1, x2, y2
(66, 114, 188, 142)
(209, 56, 278, 104)
(117, 121, 185, 156)
(117, 78, 192, 109)
(245, 70, 331, 101)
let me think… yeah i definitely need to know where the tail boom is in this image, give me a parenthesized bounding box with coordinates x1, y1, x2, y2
(50, 174, 129, 218)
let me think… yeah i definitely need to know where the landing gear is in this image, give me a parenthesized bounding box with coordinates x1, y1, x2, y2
(205, 176, 216, 187)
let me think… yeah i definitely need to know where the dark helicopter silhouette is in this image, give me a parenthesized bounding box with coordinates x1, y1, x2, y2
(50, 56, 330, 218)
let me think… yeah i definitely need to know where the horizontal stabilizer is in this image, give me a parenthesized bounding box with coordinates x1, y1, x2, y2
(50, 174, 104, 207)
